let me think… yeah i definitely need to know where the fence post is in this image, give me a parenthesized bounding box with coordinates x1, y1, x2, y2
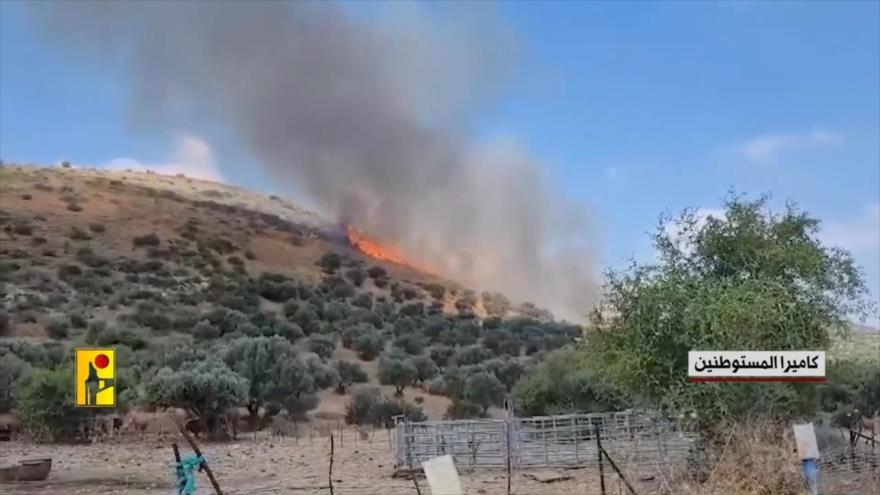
(403, 424, 423, 495)
(596, 424, 606, 495)
(328, 434, 335, 495)
(506, 411, 513, 495)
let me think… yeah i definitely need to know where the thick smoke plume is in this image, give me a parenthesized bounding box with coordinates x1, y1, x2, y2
(30, 1, 598, 320)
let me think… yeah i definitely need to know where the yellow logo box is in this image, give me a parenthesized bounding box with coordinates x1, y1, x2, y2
(75, 348, 116, 408)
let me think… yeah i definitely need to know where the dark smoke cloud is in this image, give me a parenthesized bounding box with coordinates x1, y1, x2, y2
(29, 1, 599, 320)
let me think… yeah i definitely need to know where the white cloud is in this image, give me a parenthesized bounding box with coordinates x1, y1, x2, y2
(102, 135, 224, 183)
(820, 202, 880, 252)
(739, 130, 843, 162)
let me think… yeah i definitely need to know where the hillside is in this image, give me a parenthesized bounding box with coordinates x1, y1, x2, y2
(0, 164, 577, 432)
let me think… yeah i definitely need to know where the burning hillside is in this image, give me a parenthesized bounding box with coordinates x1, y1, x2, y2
(346, 225, 438, 275)
(30, 2, 600, 320)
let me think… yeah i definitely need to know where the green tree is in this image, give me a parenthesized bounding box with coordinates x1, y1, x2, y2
(485, 358, 525, 392)
(445, 399, 483, 419)
(16, 366, 90, 442)
(145, 360, 248, 434)
(223, 336, 315, 423)
(0, 352, 32, 412)
(410, 355, 440, 384)
(379, 357, 417, 396)
(587, 194, 873, 427)
(353, 330, 384, 361)
(514, 348, 624, 416)
(464, 372, 506, 414)
(307, 334, 337, 360)
(393, 332, 426, 355)
(429, 345, 456, 370)
(301, 353, 339, 390)
(335, 360, 369, 394)
(453, 345, 491, 366)
(317, 252, 342, 274)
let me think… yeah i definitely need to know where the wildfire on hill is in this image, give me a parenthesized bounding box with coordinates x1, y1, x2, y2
(346, 225, 438, 275)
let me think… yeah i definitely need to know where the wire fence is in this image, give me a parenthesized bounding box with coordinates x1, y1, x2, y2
(820, 441, 880, 495)
(4, 415, 877, 495)
(393, 409, 697, 485)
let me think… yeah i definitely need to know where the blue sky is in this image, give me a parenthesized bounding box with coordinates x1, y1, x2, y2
(1, 1, 878, 323)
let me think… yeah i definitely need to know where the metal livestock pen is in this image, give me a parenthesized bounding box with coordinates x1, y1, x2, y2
(393, 410, 697, 476)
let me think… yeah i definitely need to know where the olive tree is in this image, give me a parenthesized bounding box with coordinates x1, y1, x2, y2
(379, 357, 417, 396)
(145, 361, 248, 433)
(223, 336, 315, 424)
(464, 372, 506, 414)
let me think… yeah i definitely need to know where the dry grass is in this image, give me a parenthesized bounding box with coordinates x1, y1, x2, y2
(658, 421, 878, 495)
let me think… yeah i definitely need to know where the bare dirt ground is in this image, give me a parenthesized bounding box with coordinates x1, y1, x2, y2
(0, 429, 658, 495)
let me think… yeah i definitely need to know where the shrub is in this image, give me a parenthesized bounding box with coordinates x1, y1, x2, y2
(317, 252, 342, 274)
(258, 273, 300, 302)
(399, 302, 424, 317)
(66, 202, 83, 212)
(91, 324, 150, 351)
(21, 193, 32, 200)
(355, 309, 383, 329)
(424, 283, 446, 300)
(0, 352, 32, 412)
(16, 366, 89, 442)
(445, 400, 483, 419)
(12, 222, 33, 235)
(284, 393, 319, 418)
(513, 348, 624, 417)
(68, 226, 92, 240)
(379, 357, 417, 396)
(45, 317, 70, 339)
(351, 292, 373, 310)
(132, 233, 160, 247)
(323, 300, 350, 322)
(307, 334, 336, 360)
(344, 387, 425, 428)
(353, 331, 384, 361)
(291, 306, 321, 335)
(275, 321, 305, 342)
(244, 249, 256, 260)
(88, 223, 106, 233)
(345, 268, 366, 287)
(193, 320, 222, 341)
(345, 387, 380, 425)
(425, 376, 447, 395)
(366, 266, 386, 279)
(369, 397, 426, 428)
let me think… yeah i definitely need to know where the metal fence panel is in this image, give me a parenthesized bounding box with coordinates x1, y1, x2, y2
(393, 410, 697, 474)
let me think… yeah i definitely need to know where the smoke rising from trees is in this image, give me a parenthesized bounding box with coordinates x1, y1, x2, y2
(30, 1, 599, 319)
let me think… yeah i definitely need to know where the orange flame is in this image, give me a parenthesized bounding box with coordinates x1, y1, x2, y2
(346, 225, 438, 274)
